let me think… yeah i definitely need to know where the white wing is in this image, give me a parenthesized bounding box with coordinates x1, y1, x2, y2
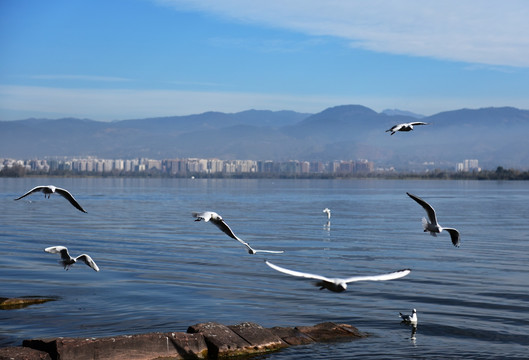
(76, 254, 100, 272)
(252, 249, 284, 254)
(265, 261, 332, 282)
(55, 187, 87, 213)
(44, 246, 68, 254)
(407, 192, 438, 225)
(343, 268, 411, 283)
(444, 228, 461, 247)
(14, 186, 46, 200)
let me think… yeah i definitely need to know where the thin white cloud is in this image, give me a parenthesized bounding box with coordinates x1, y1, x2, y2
(155, 0, 529, 67)
(1, 85, 526, 121)
(27, 74, 132, 82)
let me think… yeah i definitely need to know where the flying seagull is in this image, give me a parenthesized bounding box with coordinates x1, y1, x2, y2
(400, 308, 418, 324)
(192, 211, 284, 254)
(386, 122, 429, 135)
(44, 246, 100, 271)
(15, 185, 87, 213)
(407, 192, 460, 247)
(265, 261, 411, 292)
(323, 208, 331, 220)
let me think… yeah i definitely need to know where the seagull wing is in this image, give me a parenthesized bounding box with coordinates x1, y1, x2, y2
(410, 122, 429, 126)
(45, 246, 71, 261)
(192, 211, 211, 221)
(55, 187, 87, 213)
(386, 124, 403, 132)
(44, 246, 68, 254)
(406, 192, 437, 225)
(210, 217, 240, 241)
(76, 254, 100, 271)
(252, 249, 284, 254)
(343, 268, 411, 283)
(444, 228, 461, 247)
(14, 186, 45, 200)
(265, 261, 331, 282)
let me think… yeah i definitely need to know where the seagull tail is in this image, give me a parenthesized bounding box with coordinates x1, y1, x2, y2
(421, 217, 429, 231)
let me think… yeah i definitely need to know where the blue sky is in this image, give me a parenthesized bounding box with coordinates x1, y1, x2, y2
(1, 0, 529, 121)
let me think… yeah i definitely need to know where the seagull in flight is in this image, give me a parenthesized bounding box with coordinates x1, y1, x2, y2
(407, 192, 460, 247)
(44, 246, 99, 271)
(400, 308, 418, 324)
(386, 122, 429, 135)
(265, 261, 411, 292)
(15, 185, 87, 213)
(323, 208, 331, 220)
(193, 211, 284, 254)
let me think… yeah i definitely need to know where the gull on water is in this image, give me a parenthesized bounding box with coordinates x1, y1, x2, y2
(400, 308, 418, 324)
(265, 261, 411, 293)
(44, 246, 100, 271)
(15, 185, 87, 213)
(407, 192, 461, 247)
(323, 208, 331, 220)
(386, 122, 429, 135)
(192, 211, 284, 254)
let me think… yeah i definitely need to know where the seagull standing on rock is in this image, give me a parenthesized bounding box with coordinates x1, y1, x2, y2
(265, 261, 411, 292)
(15, 185, 87, 213)
(386, 122, 429, 135)
(44, 246, 100, 271)
(407, 192, 461, 247)
(193, 211, 284, 254)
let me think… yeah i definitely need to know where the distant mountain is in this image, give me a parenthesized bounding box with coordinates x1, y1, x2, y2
(1, 106, 528, 170)
(382, 109, 425, 119)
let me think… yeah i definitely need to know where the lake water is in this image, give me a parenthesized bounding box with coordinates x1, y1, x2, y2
(1, 178, 528, 359)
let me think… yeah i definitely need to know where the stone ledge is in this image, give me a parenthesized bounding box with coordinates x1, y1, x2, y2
(2, 321, 366, 360)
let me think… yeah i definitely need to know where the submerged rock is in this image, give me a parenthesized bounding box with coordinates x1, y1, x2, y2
(0, 297, 56, 310)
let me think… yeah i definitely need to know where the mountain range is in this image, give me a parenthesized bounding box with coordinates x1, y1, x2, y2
(1, 105, 528, 170)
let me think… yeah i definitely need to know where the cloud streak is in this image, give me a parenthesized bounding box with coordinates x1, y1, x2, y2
(156, 0, 529, 67)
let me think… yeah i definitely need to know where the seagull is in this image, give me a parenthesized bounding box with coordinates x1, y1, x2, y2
(386, 122, 429, 135)
(44, 246, 100, 271)
(265, 261, 411, 292)
(192, 211, 284, 255)
(400, 308, 418, 324)
(407, 192, 460, 247)
(323, 208, 331, 220)
(15, 185, 87, 213)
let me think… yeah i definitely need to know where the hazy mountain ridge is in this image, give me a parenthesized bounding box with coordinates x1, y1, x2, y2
(1, 105, 528, 169)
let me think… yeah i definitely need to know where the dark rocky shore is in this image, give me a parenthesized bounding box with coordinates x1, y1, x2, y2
(0, 321, 366, 360)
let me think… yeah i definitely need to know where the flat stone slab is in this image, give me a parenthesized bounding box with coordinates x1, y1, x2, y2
(0, 346, 51, 360)
(187, 322, 252, 358)
(268, 326, 315, 346)
(296, 322, 366, 342)
(13, 321, 367, 359)
(228, 322, 287, 352)
(23, 332, 207, 360)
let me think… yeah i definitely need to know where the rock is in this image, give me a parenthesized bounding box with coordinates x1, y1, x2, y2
(0, 346, 51, 360)
(228, 322, 287, 352)
(23, 332, 207, 360)
(0, 297, 55, 310)
(296, 322, 366, 342)
(187, 322, 251, 358)
(268, 326, 315, 346)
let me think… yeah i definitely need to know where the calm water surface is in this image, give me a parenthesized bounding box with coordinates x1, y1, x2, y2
(1, 178, 528, 359)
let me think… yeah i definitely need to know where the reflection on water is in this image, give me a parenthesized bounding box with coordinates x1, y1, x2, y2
(1, 178, 529, 359)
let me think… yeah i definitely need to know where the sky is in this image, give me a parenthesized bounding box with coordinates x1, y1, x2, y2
(1, 0, 529, 121)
